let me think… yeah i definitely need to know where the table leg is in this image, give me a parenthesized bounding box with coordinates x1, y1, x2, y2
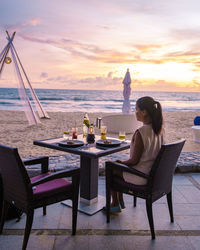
(62, 155, 105, 215)
(80, 156, 98, 204)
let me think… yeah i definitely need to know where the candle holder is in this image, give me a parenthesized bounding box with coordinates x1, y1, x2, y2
(87, 124, 95, 143)
(87, 133, 95, 143)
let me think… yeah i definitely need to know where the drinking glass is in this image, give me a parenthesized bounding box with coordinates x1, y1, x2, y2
(101, 126, 107, 140)
(72, 127, 78, 139)
(118, 131, 126, 141)
(63, 131, 70, 140)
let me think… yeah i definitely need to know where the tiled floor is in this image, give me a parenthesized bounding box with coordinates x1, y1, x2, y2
(1, 173, 200, 250)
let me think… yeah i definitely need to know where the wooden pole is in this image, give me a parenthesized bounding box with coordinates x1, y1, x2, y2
(0, 31, 16, 75)
(0, 44, 9, 64)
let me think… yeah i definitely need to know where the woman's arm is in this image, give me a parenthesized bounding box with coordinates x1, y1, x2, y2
(117, 130, 144, 166)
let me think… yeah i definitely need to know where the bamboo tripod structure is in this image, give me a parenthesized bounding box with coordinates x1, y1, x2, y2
(0, 31, 50, 125)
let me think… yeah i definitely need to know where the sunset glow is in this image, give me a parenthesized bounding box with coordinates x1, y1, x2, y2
(0, 0, 200, 92)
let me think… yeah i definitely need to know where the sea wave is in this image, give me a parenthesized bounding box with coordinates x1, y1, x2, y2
(0, 88, 200, 112)
(73, 97, 87, 101)
(0, 96, 20, 100)
(39, 97, 64, 101)
(72, 98, 124, 102)
(0, 101, 13, 105)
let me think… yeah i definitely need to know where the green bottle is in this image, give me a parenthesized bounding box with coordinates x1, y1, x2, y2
(83, 113, 89, 137)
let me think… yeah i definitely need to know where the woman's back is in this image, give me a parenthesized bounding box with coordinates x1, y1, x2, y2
(138, 124, 164, 163)
(124, 124, 164, 185)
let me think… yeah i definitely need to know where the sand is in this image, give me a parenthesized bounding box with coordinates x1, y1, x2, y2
(0, 110, 199, 157)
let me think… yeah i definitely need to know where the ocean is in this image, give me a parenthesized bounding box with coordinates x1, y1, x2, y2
(0, 88, 200, 113)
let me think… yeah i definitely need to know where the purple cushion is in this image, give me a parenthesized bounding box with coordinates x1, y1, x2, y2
(113, 175, 148, 192)
(31, 173, 72, 199)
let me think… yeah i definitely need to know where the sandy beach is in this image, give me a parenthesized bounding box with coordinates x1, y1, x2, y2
(0, 110, 199, 157)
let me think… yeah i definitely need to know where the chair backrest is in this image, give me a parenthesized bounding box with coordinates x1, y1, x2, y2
(0, 144, 32, 207)
(149, 139, 185, 201)
(102, 114, 142, 133)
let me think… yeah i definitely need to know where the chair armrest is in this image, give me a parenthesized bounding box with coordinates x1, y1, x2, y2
(106, 161, 150, 180)
(23, 156, 49, 173)
(30, 168, 80, 187)
(23, 156, 48, 165)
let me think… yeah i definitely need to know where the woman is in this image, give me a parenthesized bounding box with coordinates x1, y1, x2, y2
(103, 96, 165, 212)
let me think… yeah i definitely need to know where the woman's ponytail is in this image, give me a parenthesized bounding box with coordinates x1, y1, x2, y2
(151, 101, 163, 135)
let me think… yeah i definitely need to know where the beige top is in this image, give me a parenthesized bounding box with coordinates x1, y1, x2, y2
(123, 124, 164, 185)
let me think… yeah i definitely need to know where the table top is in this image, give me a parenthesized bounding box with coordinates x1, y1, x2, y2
(34, 135, 130, 159)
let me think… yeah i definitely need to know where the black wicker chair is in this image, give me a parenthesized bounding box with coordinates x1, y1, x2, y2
(0, 144, 80, 250)
(105, 139, 185, 239)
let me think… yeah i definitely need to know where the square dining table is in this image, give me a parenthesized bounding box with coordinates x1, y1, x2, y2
(33, 135, 130, 215)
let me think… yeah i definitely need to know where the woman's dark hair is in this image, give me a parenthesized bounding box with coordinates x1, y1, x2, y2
(136, 96, 163, 135)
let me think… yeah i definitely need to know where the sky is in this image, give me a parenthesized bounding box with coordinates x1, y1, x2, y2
(0, 0, 200, 92)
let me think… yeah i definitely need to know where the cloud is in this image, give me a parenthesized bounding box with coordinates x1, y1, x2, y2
(165, 49, 200, 58)
(19, 32, 199, 66)
(47, 75, 70, 83)
(15, 29, 200, 69)
(40, 72, 48, 78)
(30, 70, 200, 92)
(97, 25, 112, 30)
(192, 61, 200, 71)
(107, 72, 113, 78)
(154, 80, 176, 89)
(132, 78, 200, 91)
(4, 18, 42, 33)
(88, 1, 171, 16)
(23, 18, 42, 27)
(18, 32, 135, 62)
(192, 79, 200, 87)
(170, 28, 200, 41)
(160, 44, 200, 68)
(134, 44, 165, 52)
(33, 72, 123, 90)
(18, 32, 167, 65)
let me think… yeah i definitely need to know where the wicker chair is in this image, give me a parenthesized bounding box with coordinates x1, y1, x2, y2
(105, 139, 185, 239)
(0, 144, 80, 250)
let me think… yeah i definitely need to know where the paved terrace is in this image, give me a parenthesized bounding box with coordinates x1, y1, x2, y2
(0, 152, 200, 249)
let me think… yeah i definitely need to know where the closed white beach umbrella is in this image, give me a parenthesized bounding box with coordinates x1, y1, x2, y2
(122, 68, 131, 114)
